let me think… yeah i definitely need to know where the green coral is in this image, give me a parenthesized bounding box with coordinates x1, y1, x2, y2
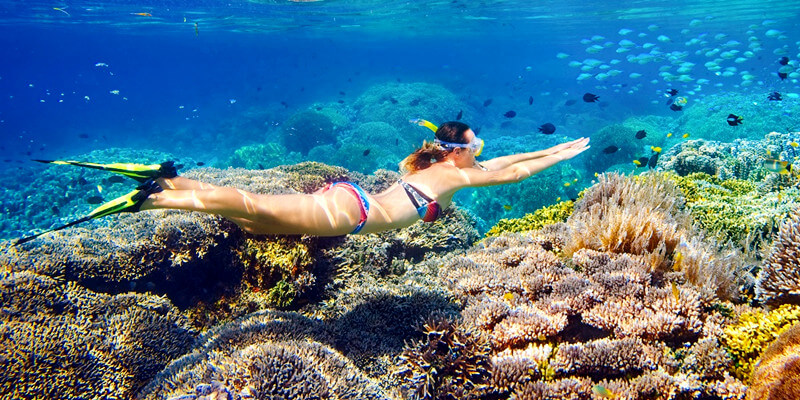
(485, 200, 574, 238)
(721, 304, 800, 381)
(238, 236, 315, 308)
(669, 172, 800, 250)
(267, 280, 298, 308)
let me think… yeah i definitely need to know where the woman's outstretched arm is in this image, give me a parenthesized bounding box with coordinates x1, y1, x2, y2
(479, 137, 588, 170)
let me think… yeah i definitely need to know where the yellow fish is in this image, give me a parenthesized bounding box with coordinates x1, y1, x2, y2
(633, 159, 642, 166)
(671, 281, 681, 301)
(667, 132, 673, 138)
(573, 178, 578, 182)
(556, 197, 561, 202)
(791, 141, 799, 148)
(503, 204, 513, 211)
(594, 172, 599, 177)
(97, 185, 103, 194)
(503, 292, 514, 301)
(592, 384, 617, 399)
(651, 146, 662, 153)
(563, 182, 571, 187)
(673, 251, 683, 272)
(764, 159, 791, 174)
(682, 133, 690, 138)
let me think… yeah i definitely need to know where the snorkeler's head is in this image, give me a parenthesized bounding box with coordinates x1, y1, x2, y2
(435, 121, 471, 144)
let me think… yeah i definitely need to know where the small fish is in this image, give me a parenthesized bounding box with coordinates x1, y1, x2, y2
(778, 71, 788, 80)
(768, 92, 782, 101)
(131, 12, 152, 16)
(195, 22, 199, 36)
(563, 182, 571, 187)
(635, 130, 647, 139)
(456, 109, 463, 120)
(107, 176, 125, 184)
(667, 132, 673, 138)
(651, 146, 662, 153)
(95, 62, 109, 67)
(673, 251, 683, 271)
(483, 98, 493, 107)
(528, 96, 533, 105)
(665, 88, 678, 97)
(503, 292, 514, 301)
(648, 152, 660, 168)
(53, 6, 70, 16)
(779, 56, 790, 66)
(395, 138, 399, 145)
(363, 149, 370, 156)
(564, 99, 577, 106)
(504, 110, 517, 118)
(51, 205, 60, 214)
(556, 197, 561, 201)
(726, 114, 743, 126)
(591, 384, 616, 399)
(109, 90, 120, 95)
(682, 133, 690, 138)
(602, 146, 619, 154)
(196, 161, 205, 166)
(97, 185, 103, 193)
(86, 196, 104, 204)
(669, 102, 683, 111)
(538, 123, 556, 135)
(78, 133, 89, 139)
(503, 204, 513, 211)
(790, 142, 799, 148)
(763, 159, 791, 174)
(671, 281, 681, 301)
(583, 92, 600, 102)
(635, 156, 649, 167)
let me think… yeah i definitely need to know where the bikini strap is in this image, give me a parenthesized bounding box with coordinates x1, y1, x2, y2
(399, 180, 433, 208)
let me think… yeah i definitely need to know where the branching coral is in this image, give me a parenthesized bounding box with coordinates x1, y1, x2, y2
(237, 235, 316, 308)
(757, 207, 800, 306)
(395, 314, 492, 400)
(485, 200, 574, 238)
(721, 304, 800, 381)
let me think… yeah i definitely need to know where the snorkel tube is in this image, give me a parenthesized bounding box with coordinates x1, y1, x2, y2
(409, 118, 438, 133)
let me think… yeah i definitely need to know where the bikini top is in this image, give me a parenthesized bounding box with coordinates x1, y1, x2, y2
(398, 179, 442, 223)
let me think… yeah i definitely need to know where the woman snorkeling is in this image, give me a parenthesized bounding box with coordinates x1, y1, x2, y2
(16, 121, 589, 244)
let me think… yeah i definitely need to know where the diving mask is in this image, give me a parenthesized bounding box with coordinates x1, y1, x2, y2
(435, 137, 484, 157)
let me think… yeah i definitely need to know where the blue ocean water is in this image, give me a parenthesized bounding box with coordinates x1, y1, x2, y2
(1, 0, 799, 237)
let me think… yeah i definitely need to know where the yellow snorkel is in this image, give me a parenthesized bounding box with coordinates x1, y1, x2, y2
(409, 118, 438, 133)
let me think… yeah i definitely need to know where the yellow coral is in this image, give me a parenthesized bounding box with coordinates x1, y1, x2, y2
(485, 200, 574, 238)
(721, 304, 800, 381)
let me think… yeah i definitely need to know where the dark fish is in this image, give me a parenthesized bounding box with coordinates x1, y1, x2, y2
(456, 110, 463, 120)
(483, 98, 493, 107)
(647, 152, 660, 168)
(86, 196, 103, 204)
(669, 102, 683, 112)
(635, 156, 649, 167)
(395, 138, 399, 145)
(78, 133, 89, 139)
(583, 92, 599, 102)
(337, 100, 345, 104)
(106, 176, 125, 183)
(779, 56, 790, 65)
(768, 92, 782, 101)
(727, 114, 743, 126)
(602, 145, 619, 154)
(257, 163, 265, 169)
(565, 99, 577, 106)
(390, 97, 398, 104)
(363, 149, 370, 156)
(666, 89, 678, 96)
(280, 101, 288, 108)
(339, 91, 345, 95)
(635, 130, 647, 139)
(779, 71, 788, 80)
(504, 110, 516, 118)
(409, 99, 421, 106)
(528, 96, 533, 105)
(196, 162, 205, 166)
(51, 206, 59, 215)
(538, 123, 556, 135)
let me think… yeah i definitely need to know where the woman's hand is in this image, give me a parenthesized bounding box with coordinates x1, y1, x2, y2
(546, 137, 589, 155)
(552, 137, 590, 160)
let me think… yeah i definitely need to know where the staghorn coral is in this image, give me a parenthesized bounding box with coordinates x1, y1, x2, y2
(757, 207, 800, 306)
(747, 322, 800, 400)
(138, 310, 387, 400)
(395, 314, 492, 400)
(485, 200, 574, 238)
(721, 304, 800, 381)
(551, 337, 660, 379)
(0, 270, 195, 399)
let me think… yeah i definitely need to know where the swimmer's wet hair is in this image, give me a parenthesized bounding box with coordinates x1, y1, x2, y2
(400, 121, 470, 173)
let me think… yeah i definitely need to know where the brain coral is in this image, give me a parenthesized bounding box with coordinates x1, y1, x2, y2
(0, 270, 195, 399)
(138, 310, 388, 400)
(757, 207, 800, 306)
(747, 322, 800, 400)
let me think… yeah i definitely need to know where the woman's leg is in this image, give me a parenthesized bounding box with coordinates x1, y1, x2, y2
(140, 185, 363, 236)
